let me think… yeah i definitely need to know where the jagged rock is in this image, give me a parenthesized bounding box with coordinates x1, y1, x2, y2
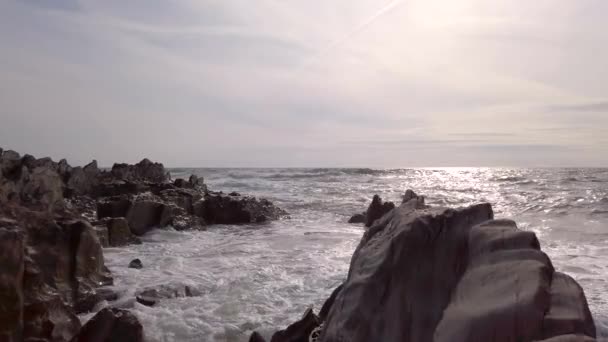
(402, 189, 420, 203)
(0, 224, 25, 342)
(318, 284, 343, 321)
(111, 158, 168, 183)
(249, 331, 267, 342)
(104, 218, 140, 246)
(269, 308, 320, 342)
(71, 308, 143, 342)
(126, 200, 171, 236)
(93, 180, 149, 198)
(347, 213, 366, 224)
(320, 200, 596, 342)
(135, 283, 201, 307)
(66, 160, 100, 196)
(194, 194, 286, 225)
(158, 188, 202, 214)
(364, 195, 395, 227)
(0, 206, 113, 341)
(128, 259, 143, 269)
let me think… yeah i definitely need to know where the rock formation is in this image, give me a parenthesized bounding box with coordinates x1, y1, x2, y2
(0, 148, 286, 341)
(260, 190, 597, 342)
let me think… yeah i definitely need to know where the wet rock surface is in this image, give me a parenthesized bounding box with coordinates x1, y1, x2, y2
(321, 195, 596, 342)
(70, 308, 143, 342)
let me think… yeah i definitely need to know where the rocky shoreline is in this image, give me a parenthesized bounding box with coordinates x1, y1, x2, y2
(251, 191, 597, 341)
(0, 148, 598, 342)
(0, 148, 286, 342)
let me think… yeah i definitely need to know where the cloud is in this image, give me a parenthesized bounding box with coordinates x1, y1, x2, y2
(0, 0, 607, 166)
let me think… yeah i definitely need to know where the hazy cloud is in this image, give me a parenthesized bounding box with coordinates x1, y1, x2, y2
(0, 0, 607, 166)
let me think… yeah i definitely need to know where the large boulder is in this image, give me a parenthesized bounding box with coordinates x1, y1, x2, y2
(67, 160, 100, 196)
(105, 217, 141, 246)
(0, 150, 65, 211)
(320, 196, 597, 342)
(194, 193, 286, 225)
(126, 200, 171, 236)
(71, 308, 143, 342)
(135, 283, 201, 307)
(111, 158, 168, 183)
(0, 206, 113, 341)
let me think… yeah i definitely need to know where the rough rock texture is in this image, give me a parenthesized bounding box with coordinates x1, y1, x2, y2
(364, 194, 395, 227)
(269, 308, 320, 342)
(135, 283, 201, 307)
(105, 218, 140, 246)
(347, 213, 366, 224)
(111, 158, 168, 183)
(128, 258, 143, 269)
(0, 224, 24, 342)
(320, 195, 597, 342)
(195, 193, 287, 225)
(0, 205, 113, 341)
(126, 200, 171, 236)
(70, 308, 143, 342)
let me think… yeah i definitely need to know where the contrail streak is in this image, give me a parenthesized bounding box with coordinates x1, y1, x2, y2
(305, 0, 405, 65)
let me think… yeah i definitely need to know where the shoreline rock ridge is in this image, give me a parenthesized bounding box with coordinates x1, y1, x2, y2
(254, 190, 596, 342)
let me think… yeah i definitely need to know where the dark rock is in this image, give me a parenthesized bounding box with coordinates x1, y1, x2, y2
(173, 178, 188, 188)
(135, 283, 200, 307)
(194, 194, 286, 225)
(106, 218, 140, 247)
(402, 189, 421, 203)
(189, 174, 203, 188)
(126, 200, 170, 236)
(270, 308, 320, 342)
(249, 331, 267, 342)
(71, 308, 143, 342)
(111, 158, 168, 183)
(67, 161, 100, 196)
(318, 284, 343, 321)
(0, 226, 25, 342)
(75, 287, 118, 314)
(0, 207, 113, 341)
(229, 191, 240, 197)
(347, 213, 366, 224)
(320, 200, 596, 342)
(158, 188, 202, 214)
(128, 259, 143, 269)
(97, 197, 132, 219)
(364, 195, 395, 227)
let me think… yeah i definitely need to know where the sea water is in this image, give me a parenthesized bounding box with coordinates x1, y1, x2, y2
(91, 168, 608, 341)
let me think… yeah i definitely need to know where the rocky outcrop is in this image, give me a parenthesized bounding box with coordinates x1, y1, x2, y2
(128, 259, 143, 269)
(364, 194, 395, 227)
(347, 213, 366, 224)
(0, 205, 113, 341)
(135, 283, 201, 307)
(70, 308, 143, 342)
(317, 194, 596, 342)
(105, 218, 141, 246)
(111, 158, 168, 183)
(194, 193, 287, 225)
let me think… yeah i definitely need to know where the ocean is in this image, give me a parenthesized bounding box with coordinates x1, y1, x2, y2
(90, 168, 608, 341)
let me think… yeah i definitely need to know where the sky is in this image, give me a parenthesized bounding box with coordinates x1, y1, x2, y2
(1, 0, 607, 167)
